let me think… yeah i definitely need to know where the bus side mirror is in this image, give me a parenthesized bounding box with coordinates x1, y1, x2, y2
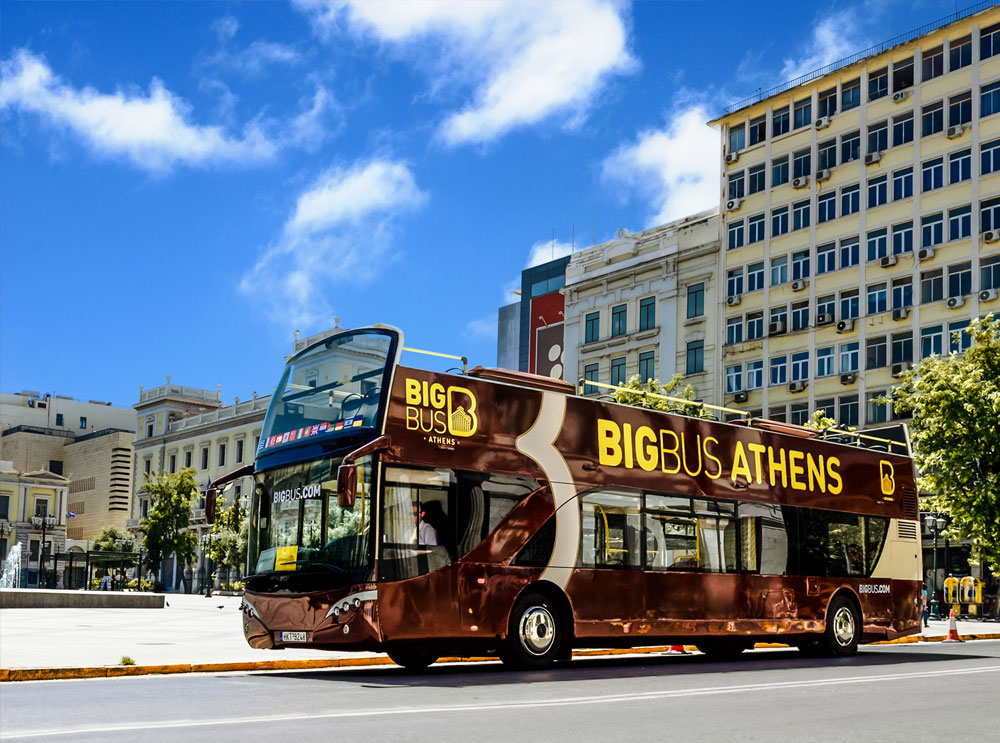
(337, 464, 357, 508)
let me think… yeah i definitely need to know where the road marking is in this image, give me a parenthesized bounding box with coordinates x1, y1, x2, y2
(7, 664, 1000, 739)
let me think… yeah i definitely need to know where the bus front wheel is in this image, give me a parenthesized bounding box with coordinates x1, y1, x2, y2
(823, 595, 861, 656)
(501, 591, 563, 669)
(387, 650, 438, 670)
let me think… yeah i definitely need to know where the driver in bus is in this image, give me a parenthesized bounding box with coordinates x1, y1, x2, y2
(409, 503, 439, 546)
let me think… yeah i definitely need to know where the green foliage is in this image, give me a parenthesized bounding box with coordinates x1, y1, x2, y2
(209, 492, 248, 577)
(803, 409, 838, 432)
(612, 374, 714, 418)
(140, 468, 199, 578)
(891, 314, 1000, 573)
(92, 526, 135, 553)
(119, 656, 135, 666)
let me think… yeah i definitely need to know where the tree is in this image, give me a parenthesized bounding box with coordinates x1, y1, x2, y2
(891, 315, 1000, 579)
(612, 374, 714, 418)
(141, 468, 199, 591)
(92, 526, 135, 552)
(803, 409, 838, 432)
(208, 492, 248, 586)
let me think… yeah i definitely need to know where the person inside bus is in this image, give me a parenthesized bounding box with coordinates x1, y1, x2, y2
(409, 503, 439, 546)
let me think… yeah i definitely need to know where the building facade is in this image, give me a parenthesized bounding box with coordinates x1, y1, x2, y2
(563, 210, 721, 403)
(0, 461, 70, 586)
(711, 6, 1000, 428)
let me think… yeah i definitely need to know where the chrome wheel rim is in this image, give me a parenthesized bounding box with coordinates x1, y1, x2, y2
(519, 605, 556, 656)
(833, 606, 856, 646)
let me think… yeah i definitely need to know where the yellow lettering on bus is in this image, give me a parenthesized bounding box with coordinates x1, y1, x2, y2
(827, 456, 843, 494)
(405, 406, 421, 430)
(731, 441, 752, 485)
(703, 436, 722, 480)
(807, 453, 826, 493)
(430, 382, 446, 409)
(635, 426, 658, 472)
(659, 429, 681, 474)
(788, 449, 807, 491)
(768, 446, 788, 488)
(681, 432, 703, 477)
(446, 385, 478, 437)
(747, 443, 766, 484)
(623, 423, 634, 469)
(598, 419, 623, 467)
(405, 378, 422, 405)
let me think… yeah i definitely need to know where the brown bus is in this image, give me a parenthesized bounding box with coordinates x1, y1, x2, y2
(235, 326, 922, 669)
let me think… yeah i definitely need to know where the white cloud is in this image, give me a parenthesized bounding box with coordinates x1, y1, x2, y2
(0, 49, 275, 171)
(526, 238, 573, 269)
(464, 313, 498, 342)
(240, 158, 427, 329)
(200, 38, 304, 78)
(213, 15, 240, 43)
(779, 9, 866, 82)
(601, 105, 718, 227)
(294, 0, 636, 146)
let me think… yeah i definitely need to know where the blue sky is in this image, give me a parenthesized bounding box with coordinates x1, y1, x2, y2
(0, 0, 973, 410)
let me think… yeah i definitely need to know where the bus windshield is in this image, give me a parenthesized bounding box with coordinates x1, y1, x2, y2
(257, 330, 394, 456)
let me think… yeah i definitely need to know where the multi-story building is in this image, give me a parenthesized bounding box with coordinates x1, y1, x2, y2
(711, 5, 1000, 428)
(496, 257, 571, 378)
(563, 210, 720, 402)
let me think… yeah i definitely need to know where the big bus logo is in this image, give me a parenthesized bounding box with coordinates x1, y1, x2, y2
(879, 460, 895, 495)
(404, 378, 478, 438)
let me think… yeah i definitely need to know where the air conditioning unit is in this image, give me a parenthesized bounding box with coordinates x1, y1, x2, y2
(791, 279, 808, 292)
(792, 176, 809, 189)
(733, 391, 749, 403)
(880, 255, 898, 268)
(918, 247, 935, 262)
(865, 152, 882, 165)
(980, 288, 999, 302)
(836, 319, 855, 333)
(946, 295, 966, 309)
(946, 125, 965, 139)
(892, 307, 910, 321)
(892, 90, 910, 102)
(726, 295, 742, 307)
(984, 230, 1000, 243)
(815, 116, 831, 129)
(726, 151, 740, 164)
(816, 168, 831, 182)
(789, 381, 808, 393)
(840, 373, 857, 385)
(816, 312, 835, 326)
(726, 198, 742, 212)
(891, 361, 912, 378)
(768, 321, 787, 336)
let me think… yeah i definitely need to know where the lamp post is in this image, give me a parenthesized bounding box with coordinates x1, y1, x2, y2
(201, 532, 215, 597)
(924, 513, 947, 621)
(30, 513, 57, 589)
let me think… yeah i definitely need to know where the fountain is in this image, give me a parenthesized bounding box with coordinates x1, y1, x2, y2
(0, 542, 23, 589)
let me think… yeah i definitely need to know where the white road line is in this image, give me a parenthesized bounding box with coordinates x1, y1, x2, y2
(6, 664, 1000, 739)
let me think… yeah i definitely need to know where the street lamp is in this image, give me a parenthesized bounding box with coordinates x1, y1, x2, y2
(924, 513, 948, 621)
(30, 513, 57, 589)
(201, 532, 216, 597)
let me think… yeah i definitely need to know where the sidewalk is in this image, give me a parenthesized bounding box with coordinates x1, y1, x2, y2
(1, 594, 998, 681)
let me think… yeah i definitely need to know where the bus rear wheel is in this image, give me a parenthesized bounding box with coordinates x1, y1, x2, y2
(501, 591, 563, 669)
(823, 595, 861, 657)
(387, 650, 438, 670)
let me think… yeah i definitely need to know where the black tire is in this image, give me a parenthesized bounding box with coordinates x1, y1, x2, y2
(386, 650, 438, 670)
(696, 641, 747, 660)
(823, 595, 861, 656)
(500, 590, 564, 669)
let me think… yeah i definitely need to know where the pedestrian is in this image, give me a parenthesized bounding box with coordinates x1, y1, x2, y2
(922, 587, 929, 628)
(99, 573, 111, 591)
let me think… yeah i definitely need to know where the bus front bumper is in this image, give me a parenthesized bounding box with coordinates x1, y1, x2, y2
(241, 586, 381, 651)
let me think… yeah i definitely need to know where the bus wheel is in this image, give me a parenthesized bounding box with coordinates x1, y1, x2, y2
(387, 650, 438, 670)
(696, 641, 746, 660)
(824, 595, 861, 656)
(502, 591, 562, 669)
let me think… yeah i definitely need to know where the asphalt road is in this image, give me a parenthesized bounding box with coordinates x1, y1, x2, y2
(2, 641, 998, 742)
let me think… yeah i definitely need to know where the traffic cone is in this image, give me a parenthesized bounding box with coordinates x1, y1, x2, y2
(943, 608, 963, 643)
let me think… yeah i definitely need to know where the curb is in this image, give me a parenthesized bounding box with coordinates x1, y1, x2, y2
(4, 633, 999, 682)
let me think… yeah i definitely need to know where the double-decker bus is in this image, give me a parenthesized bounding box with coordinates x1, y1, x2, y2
(231, 325, 922, 669)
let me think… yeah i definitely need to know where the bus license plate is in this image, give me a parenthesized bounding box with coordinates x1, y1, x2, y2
(280, 631, 307, 642)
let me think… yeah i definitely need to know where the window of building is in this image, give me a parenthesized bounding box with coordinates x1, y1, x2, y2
(817, 139, 837, 171)
(184, 450, 192, 468)
(818, 192, 836, 223)
(892, 112, 913, 146)
(920, 268, 943, 303)
(866, 335, 888, 369)
(950, 148, 972, 183)
(921, 325, 944, 358)
(793, 98, 812, 129)
(770, 305, 788, 328)
(950, 35, 972, 71)
(792, 149, 811, 179)
(982, 81, 1000, 118)
(236, 438, 244, 464)
(747, 261, 765, 292)
(726, 364, 743, 394)
(817, 87, 837, 118)
(585, 311, 600, 343)
(639, 297, 655, 331)
(168, 453, 176, 474)
(922, 46, 943, 81)
(611, 304, 627, 337)
(950, 320, 973, 353)
(200, 447, 209, 470)
(842, 78, 861, 110)
(841, 130, 861, 163)
(771, 255, 788, 286)
(768, 405, 787, 423)
(841, 184, 860, 216)
(892, 167, 913, 200)
(746, 312, 764, 340)
(817, 294, 835, 319)
(892, 331, 913, 364)
(816, 346, 834, 377)
(729, 124, 746, 153)
(792, 200, 810, 230)
(726, 317, 743, 345)
(949, 91, 972, 127)
(770, 355, 787, 386)
(583, 363, 599, 394)
(747, 164, 765, 194)
(748, 214, 766, 243)
(948, 204, 972, 240)
(840, 289, 859, 320)
(867, 282, 888, 315)
(727, 268, 744, 298)
(922, 213, 944, 248)
(817, 243, 836, 274)
(791, 351, 809, 382)
(772, 155, 789, 186)
(840, 237, 860, 268)
(791, 300, 810, 331)
(749, 115, 766, 146)
(892, 221, 913, 255)
(981, 254, 1000, 291)
(982, 138, 1000, 175)
(867, 120, 888, 153)
(840, 341, 860, 373)
(610, 357, 626, 386)
(948, 261, 972, 298)
(746, 360, 763, 389)
(867, 390, 888, 424)
(922, 101, 943, 137)
(892, 57, 914, 91)
(839, 395, 860, 428)
(866, 228, 888, 262)
(922, 157, 944, 191)
(79, 416, 87, 429)
(981, 23, 1000, 59)
(146, 422, 154, 438)
(982, 196, 1000, 233)
(217, 443, 226, 468)
(892, 276, 913, 309)
(773, 106, 790, 137)
(144, 459, 151, 475)
(686, 283, 705, 318)
(728, 171, 745, 200)
(867, 175, 888, 208)
(638, 351, 656, 383)
(791, 250, 810, 281)
(772, 207, 789, 237)
(686, 341, 704, 375)
(869, 68, 888, 100)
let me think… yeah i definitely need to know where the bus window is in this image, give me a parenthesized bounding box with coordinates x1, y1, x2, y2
(580, 490, 641, 568)
(644, 494, 697, 570)
(380, 467, 453, 581)
(512, 516, 556, 567)
(796, 509, 867, 577)
(693, 499, 738, 573)
(738, 502, 789, 575)
(865, 516, 889, 574)
(453, 473, 539, 558)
